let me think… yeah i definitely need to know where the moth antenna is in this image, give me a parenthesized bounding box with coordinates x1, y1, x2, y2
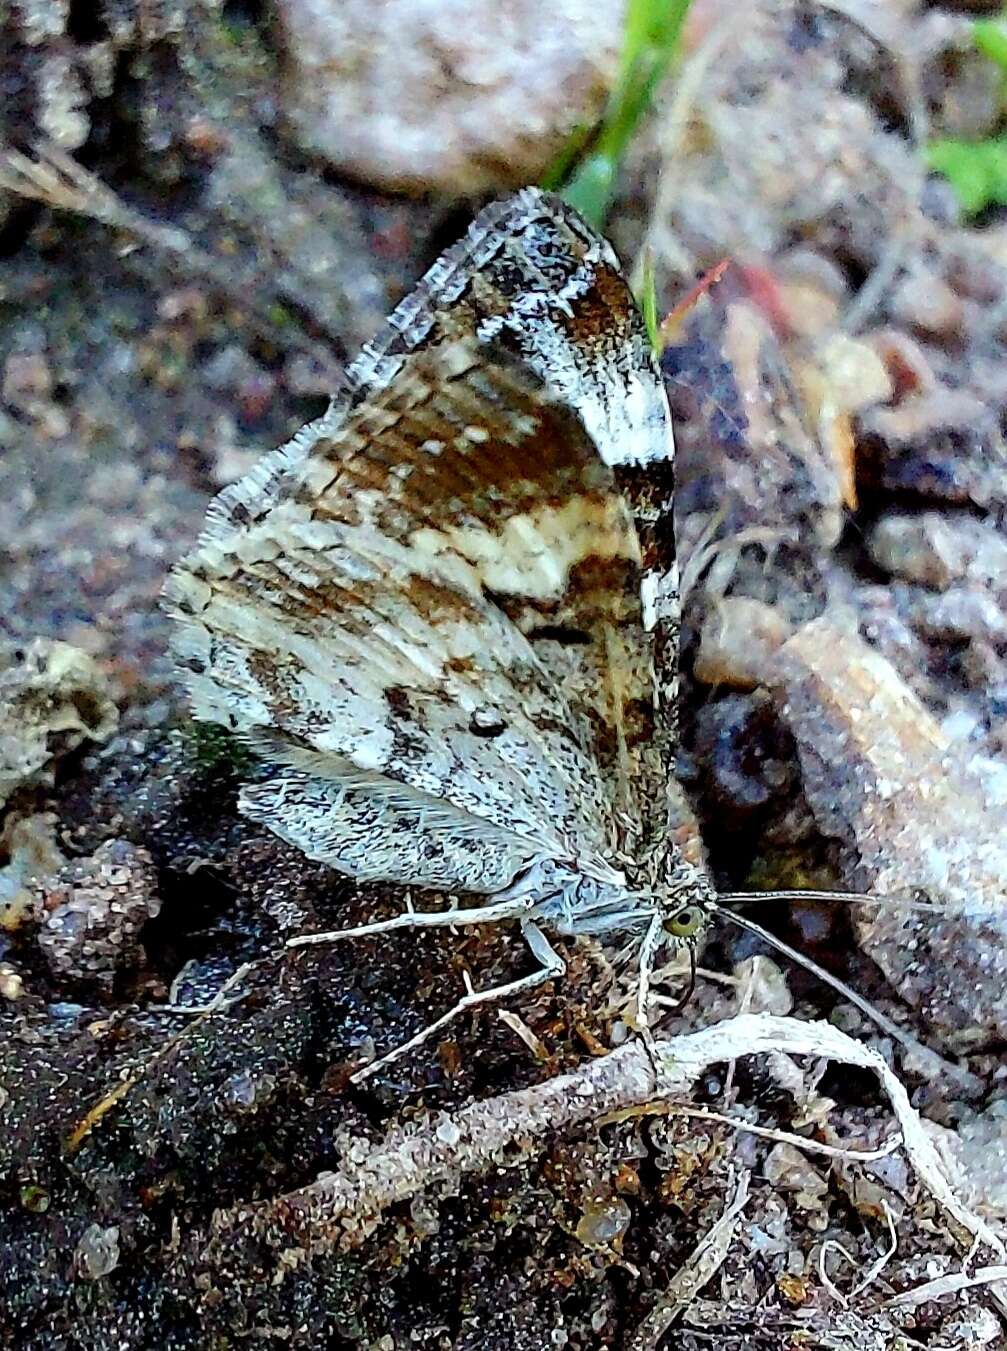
(665, 943, 697, 1012)
(719, 889, 945, 916)
(710, 904, 982, 1096)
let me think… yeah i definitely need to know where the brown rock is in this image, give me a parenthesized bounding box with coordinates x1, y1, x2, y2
(799, 333, 893, 508)
(904, 585, 1007, 646)
(867, 511, 1007, 591)
(768, 617, 1007, 1047)
(694, 596, 792, 690)
(36, 839, 160, 993)
(775, 248, 850, 341)
(857, 388, 1007, 508)
(865, 328, 937, 402)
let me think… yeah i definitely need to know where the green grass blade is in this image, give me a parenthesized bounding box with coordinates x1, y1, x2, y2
(974, 17, 1007, 71)
(554, 0, 694, 228)
(637, 247, 660, 352)
(927, 135, 1007, 215)
(928, 11, 1007, 213)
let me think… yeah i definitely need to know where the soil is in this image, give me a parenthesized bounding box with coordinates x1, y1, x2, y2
(2, 2, 1007, 1348)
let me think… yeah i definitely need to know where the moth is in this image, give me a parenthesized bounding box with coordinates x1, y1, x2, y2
(165, 188, 719, 1079)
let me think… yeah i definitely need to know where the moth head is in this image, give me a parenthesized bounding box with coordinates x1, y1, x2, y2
(632, 853, 713, 951)
(651, 857, 717, 949)
(634, 872, 715, 1016)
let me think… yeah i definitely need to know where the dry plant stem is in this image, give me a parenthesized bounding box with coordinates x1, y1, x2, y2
(648, 1103, 902, 1164)
(885, 1264, 1007, 1309)
(497, 1008, 550, 1061)
(213, 1012, 1006, 1292)
(65, 961, 257, 1153)
(0, 144, 191, 249)
(0, 142, 341, 371)
(819, 1200, 898, 1307)
(626, 1168, 751, 1350)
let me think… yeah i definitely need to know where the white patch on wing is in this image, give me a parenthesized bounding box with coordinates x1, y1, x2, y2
(295, 672, 396, 767)
(640, 572, 660, 632)
(639, 566, 678, 633)
(579, 368, 676, 469)
(410, 496, 640, 602)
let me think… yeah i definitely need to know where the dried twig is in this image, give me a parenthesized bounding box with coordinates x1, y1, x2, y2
(0, 143, 192, 249)
(209, 1011, 1006, 1302)
(627, 1167, 751, 1350)
(885, 1264, 1007, 1309)
(617, 1102, 903, 1165)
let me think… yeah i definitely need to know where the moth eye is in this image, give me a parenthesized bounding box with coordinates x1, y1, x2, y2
(663, 906, 705, 940)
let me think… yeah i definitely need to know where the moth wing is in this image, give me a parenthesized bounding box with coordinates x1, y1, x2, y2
(239, 753, 544, 894)
(165, 189, 675, 887)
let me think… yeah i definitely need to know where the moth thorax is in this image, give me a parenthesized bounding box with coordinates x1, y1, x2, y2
(504, 858, 652, 940)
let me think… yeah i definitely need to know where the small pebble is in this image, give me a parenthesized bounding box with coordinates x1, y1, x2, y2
(20, 1184, 50, 1214)
(0, 963, 23, 1000)
(575, 1195, 631, 1248)
(694, 597, 791, 691)
(75, 1224, 121, 1280)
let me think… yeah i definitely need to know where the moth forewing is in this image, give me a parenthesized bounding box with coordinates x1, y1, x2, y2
(164, 188, 706, 1075)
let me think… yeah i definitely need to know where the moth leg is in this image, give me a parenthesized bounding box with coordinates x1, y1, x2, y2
(349, 920, 565, 1084)
(633, 911, 664, 1067)
(286, 894, 535, 950)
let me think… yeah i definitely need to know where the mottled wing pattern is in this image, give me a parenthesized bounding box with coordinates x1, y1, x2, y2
(164, 189, 676, 892)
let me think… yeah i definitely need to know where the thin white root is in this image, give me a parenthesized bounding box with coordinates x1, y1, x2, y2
(635, 1103, 902, 1164)
(819, 1199, 899, 1307)
(0, 140, 341, 367)
(153, 960, 255, 1016)
(66, 961, 259, 1154)
(632, 10, 736, 287)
